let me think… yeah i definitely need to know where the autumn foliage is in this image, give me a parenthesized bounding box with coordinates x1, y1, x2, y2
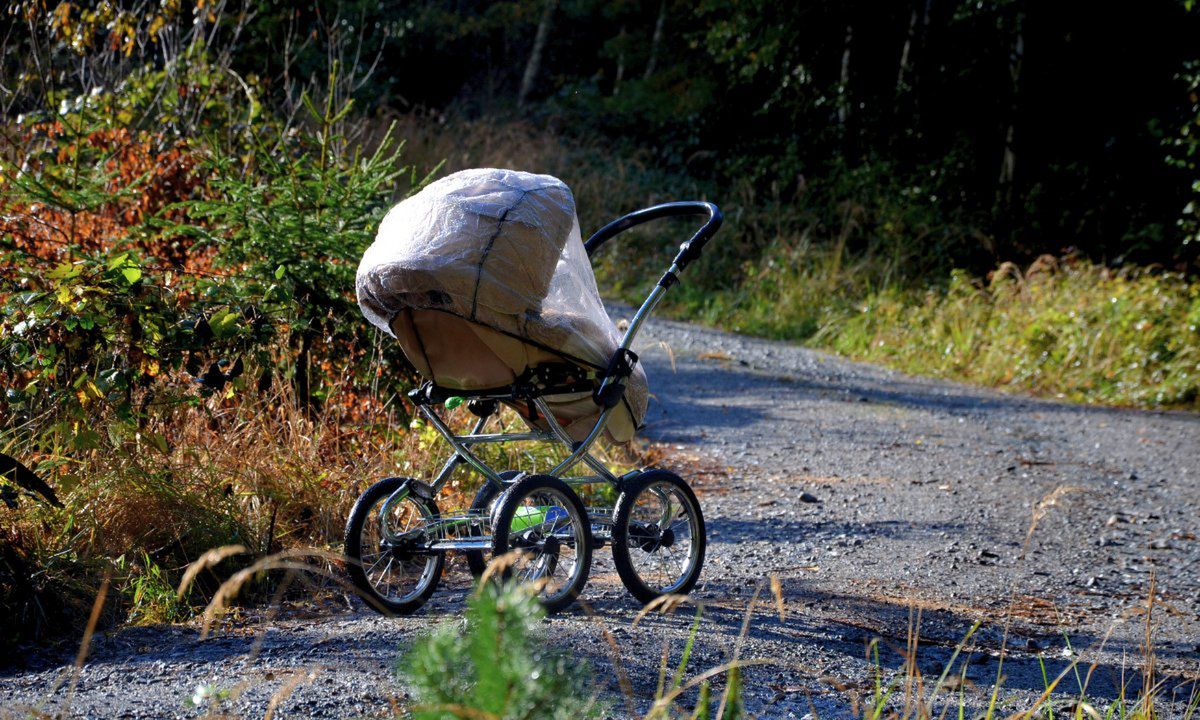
(0, 13, 421, 639)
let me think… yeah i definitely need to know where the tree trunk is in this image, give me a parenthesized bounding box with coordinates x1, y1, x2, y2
(518, 0, 557, 108)
(614, 25, 627, 96)
(896, 8, 919, 95)
(997, 13, 1024, 207)
(896, 0, 934, 144)
(295, 329, 314, 411)
(644, 0, 666, 80)
(837, 23, 853, 126)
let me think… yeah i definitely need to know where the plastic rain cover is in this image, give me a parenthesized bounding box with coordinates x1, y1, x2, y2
(356, 168, 648, 442)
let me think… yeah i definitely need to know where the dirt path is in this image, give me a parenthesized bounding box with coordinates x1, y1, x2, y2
(4, 310, 1199, 718)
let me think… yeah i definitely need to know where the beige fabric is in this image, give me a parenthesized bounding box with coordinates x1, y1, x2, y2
(357, 168, 647, 442)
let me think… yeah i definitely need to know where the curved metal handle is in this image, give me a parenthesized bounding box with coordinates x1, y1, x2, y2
(584, 201, 723, 271)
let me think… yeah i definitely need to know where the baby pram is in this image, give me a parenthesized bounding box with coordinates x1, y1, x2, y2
(345, 168, 723, 613)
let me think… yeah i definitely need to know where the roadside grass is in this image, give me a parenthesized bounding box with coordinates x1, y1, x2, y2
(2, 378, 407, 642)
(0, 373, 584, 644)
(708, 250, 1200, 411)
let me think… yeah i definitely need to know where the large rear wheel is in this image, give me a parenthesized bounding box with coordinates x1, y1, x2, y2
(344, 478, 443, 615)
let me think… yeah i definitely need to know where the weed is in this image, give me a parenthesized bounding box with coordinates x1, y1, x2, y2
(402, 581, 606, 720)
(124, 552, 189, 625)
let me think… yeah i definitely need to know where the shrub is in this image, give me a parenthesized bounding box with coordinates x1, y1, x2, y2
(403, 583, 606, 720)
(0, 45, 426, 641)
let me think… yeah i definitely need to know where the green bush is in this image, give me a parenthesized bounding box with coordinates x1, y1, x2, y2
(403, 583, 606, 720)
(0, 44, 427, 641)
(185, 78, 423, 408)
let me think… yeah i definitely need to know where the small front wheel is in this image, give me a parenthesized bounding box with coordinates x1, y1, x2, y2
(490, 474, 592, 613)
(611, 469, 706, 604)
(344, 477, 443, 615)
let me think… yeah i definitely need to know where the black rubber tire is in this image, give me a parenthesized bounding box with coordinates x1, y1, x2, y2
(344, 477, 443, 615)
(611, 469, 706, 605)
(490, 474, 592, 614)
(464, 471, 523, 578)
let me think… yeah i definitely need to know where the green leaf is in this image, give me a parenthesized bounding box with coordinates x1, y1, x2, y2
(48, 263, 81, 280)
(145, 432, 169, 455)
(72, 428, 102, 451)
(209, 310, 241, 339)
(121, 267, 142, 284)
(274, 265, 286, 280)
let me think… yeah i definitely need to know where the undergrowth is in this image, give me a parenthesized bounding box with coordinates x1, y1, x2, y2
(703, 251, 1200, 409)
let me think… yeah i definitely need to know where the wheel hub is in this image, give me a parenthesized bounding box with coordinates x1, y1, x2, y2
(381, 536, 429, 561)
(631, 521, 665, 552)
(660, 527, 675, 548)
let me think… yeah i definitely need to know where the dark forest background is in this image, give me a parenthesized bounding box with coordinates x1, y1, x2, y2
(9, 1, 1199, 268)
(232, 0, 1200, 269)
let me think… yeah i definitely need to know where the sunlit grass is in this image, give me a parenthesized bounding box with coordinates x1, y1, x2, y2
(724, 253, 1200, 410)
(0, 374, 596, 642)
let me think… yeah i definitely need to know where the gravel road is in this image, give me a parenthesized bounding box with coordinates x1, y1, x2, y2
(4, 309, 1199, 719)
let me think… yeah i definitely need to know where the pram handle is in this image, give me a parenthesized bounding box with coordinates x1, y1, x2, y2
(584, 201, 723, 272)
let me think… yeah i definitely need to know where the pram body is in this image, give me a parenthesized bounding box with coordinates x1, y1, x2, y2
(356, 169, 647, 442)
(345, 168, 722, 613)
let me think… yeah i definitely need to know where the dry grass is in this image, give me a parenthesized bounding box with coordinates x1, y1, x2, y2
(1, 371, 574, 641)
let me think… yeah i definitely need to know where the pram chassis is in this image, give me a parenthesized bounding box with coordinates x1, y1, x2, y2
(345, 201, 723, 613)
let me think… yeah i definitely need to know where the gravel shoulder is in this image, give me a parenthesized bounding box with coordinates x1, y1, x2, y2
(4, 309, 1199, 719)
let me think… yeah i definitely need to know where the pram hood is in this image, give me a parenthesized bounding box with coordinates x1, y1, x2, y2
(356, 168, 648, 442)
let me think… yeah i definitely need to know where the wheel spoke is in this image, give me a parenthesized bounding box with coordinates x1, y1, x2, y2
(495, 482, 591, 607)
(365, 552, 391, 577)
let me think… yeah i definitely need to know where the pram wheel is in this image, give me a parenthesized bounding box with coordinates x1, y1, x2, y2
(344, 478, 444, 615)
(611, 469, 706, 604)
(490, 474, 592, 613)
(464, 470, 523, 578)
